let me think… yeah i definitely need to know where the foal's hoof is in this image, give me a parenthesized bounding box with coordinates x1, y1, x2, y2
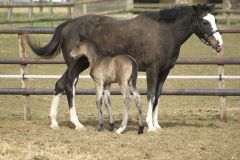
(96, 124, 103, 132)
(138, 126, 144, 134)
(50, 124, 60, 130)
(109, 123, 115, 132)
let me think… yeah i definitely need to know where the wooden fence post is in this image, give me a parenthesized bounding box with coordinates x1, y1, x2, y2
(224, 0, 232, 26)
(126, 0, 133, 11)
(83, 3, 87, 15)
(7, 0, 12, 27)
(49, 0, 53, 27)
(218, 51, 226, 122)
(29, 0, 33, 27)
(18, 34, 32, 121)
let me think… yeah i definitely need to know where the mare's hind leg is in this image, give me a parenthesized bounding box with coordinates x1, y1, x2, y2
(103, 84, 115, 131)
(116, 84, 131, 134)
(65, 57, 89, 130)
(95, 81, 104, 131)
(50, 70, 67, 129)
(131, 86, 144, 134)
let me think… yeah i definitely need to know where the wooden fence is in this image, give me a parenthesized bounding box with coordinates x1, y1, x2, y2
(0, 1, 73, 27)
(1, 1, 240, 27)
(0, 0, 133, 27)
(0, 27, 240, 122)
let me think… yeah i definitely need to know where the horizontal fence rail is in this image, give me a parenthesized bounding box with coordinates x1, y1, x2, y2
(0, 74, 240, 81)
(0, 88, 240, 96)
(1, 57, 240, 65)
(0, 74, 240, 80)
(0, 3, 74, 8)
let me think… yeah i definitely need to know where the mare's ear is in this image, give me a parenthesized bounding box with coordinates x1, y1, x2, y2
(208, 3, 215, 12)
(193, 4, 201, 15)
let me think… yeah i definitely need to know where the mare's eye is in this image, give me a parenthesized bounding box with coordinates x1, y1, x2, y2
(202, 20, 208, 25)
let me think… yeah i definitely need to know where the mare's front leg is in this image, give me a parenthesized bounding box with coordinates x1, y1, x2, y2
(50, 70, 67, 129)
(95, 81, 104, 131)
(103, 84, 115, 131)
(152, 70, 170, 130)
(145, 66, 159, 132)
(116, 84, 131, 134)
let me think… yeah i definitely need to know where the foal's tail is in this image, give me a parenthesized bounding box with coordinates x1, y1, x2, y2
(26, 21, 67, 58)
(129, 56, 138, 88)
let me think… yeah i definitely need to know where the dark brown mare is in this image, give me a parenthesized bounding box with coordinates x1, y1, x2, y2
(27, 4, 223, 132)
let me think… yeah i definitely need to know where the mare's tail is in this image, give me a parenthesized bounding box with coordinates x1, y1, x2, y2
(129, 56, 138, 89)
(26, 22, 67, 58)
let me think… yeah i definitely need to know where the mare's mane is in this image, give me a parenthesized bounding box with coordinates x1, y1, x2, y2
(142, 4, 214, 23)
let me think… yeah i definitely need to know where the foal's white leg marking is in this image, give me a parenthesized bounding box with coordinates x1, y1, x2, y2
(70, 78, 84, 130)
(50, 93, 62, 129)
(146, 97, 157, 132)
(95, 83, 104, 131)
(132, 90, 144, 127)
(104, 89, 114, 124)
(153, 98, 162, 130)
(116, 87, 131, 134)
(203, 13, 223, 46)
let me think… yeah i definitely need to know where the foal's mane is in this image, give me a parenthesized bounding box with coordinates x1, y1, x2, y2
(142, 4, 214, 23)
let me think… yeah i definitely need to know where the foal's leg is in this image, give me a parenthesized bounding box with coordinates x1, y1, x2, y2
(103, 84, 115, 131)
(116, 84, 131, 134)
(50, 70, 68, 129)
(95, 81, 104, 131)
(131, 86, 144, 134)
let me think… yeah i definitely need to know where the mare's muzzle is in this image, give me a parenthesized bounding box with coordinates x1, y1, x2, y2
(207, 30, 223, 53)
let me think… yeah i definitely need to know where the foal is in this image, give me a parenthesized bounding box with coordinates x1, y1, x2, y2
(90, 55, 144, 134)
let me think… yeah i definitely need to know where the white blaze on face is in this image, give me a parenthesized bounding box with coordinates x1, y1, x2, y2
(203, 13, 223, 46)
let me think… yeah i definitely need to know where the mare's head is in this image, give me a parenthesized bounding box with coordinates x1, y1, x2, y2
(193, 4, 223, 53)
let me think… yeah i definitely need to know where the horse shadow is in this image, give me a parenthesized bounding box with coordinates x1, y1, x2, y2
(58, 115, 143, 132)
(58, 114, 224, 131)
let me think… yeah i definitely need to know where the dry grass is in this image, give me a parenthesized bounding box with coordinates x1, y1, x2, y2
(0, 28, 240, 160)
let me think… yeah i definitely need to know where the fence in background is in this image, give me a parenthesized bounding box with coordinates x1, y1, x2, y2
(0, 0, 133, 27)
(0, 0, 73, 27)
(0, 27, 240, 121)
(1, 1, 240, 27)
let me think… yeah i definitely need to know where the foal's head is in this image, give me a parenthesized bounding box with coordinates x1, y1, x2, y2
(193, 4, 223, 53)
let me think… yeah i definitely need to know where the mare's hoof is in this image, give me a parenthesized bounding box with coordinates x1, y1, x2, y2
(153, 123, 162, 130)
(116, 127, 124, 134)
(109, 123, 115, 132)
(75, 125, 85, 131)
(147, 127, 158, 133)
(50, 124, 60, 130)
(138, 125, 144, 134)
